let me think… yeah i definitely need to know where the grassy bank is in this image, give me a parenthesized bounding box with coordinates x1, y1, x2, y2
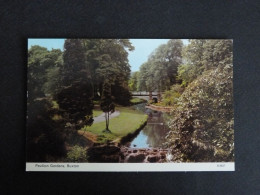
(79, 106, 148, 143)
(130, 97, 147, 105)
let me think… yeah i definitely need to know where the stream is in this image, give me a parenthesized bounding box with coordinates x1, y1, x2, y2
(127, 103, 171, 149)
(88, 103, 174, 163)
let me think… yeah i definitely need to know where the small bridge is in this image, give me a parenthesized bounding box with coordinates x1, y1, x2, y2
(131, 91, 159, 96)
(131, 91, 164, 101)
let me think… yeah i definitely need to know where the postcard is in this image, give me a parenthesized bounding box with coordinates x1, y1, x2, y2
(26, 39, 234, 171)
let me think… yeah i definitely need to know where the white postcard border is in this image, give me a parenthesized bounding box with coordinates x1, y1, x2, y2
(26, 162, 235, 172)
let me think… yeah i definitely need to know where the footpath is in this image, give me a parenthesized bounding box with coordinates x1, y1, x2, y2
(93, 111, 120, 123)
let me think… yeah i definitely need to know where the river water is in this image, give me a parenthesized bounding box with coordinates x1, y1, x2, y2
(128, 103, 171, 149)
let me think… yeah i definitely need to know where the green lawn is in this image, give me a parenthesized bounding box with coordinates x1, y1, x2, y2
(130, 97, 147, 104)
(80, 106, 148, 143)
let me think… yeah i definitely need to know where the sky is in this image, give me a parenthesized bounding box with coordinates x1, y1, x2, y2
(28, 38, 188, 72)
(28, 38, 65, 51)
(128, 39, 169, 72)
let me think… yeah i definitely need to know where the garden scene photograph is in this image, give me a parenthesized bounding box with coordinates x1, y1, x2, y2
(26, 38, 234, 164)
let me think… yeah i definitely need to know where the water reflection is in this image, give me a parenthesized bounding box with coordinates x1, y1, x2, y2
(130, 104, 171, 149)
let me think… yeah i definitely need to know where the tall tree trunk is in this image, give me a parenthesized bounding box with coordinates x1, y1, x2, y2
(107, 110, 110, 130)
(105, 112, 108, 130)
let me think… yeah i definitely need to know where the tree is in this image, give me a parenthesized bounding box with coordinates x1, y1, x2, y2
(100, 83, 115, 133)
(62, 39, 90, 85)
(112, 80, 132, 106)
(56, 39, 93, 133)
(28, 45, 53, 100)
(178, 39, 233, 86)
(165, 39, 234, 162)
(97, 39, 133, 105)
(27, 46, 66, 162)
(138, 62, 149, 91)
(138, 62, 155, 100)
(149, 40, 183, 90)
(167, 64, 234, 162)
(83, 39, 134, 105)
(28, 46, 63, 99)
(177, 39, 206, 86)
(137, 40, 183, 100)
(42, 49, 63, 95)
(202, 39, 233, 70)
(163, 39, 183, 84)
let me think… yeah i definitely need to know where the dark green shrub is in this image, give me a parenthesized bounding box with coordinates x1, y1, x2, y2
(161, 84, 184, 106)
(166, 64, 234, 162)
